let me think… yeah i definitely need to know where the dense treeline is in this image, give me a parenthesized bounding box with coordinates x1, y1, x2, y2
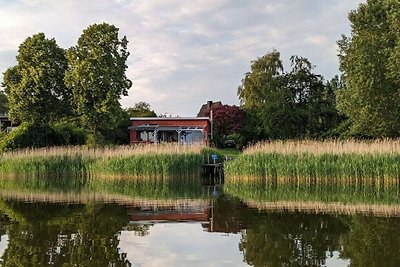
(210, 0, 400, 148)
(1, 0, 399, 150)
(237, 52, 343, 143)
(0, 23, 134, 149)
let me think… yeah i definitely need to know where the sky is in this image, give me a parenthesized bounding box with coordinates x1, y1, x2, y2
(0, 0, 365, 117)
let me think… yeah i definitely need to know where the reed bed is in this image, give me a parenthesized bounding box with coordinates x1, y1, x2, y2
(244, 200, 400, 217)
(0, 189, 210, 209)
(225, 140, 400, 180)
(88, 176, 210, 199)
(0, 144, 205, 178)
(243, 139, 400, 155)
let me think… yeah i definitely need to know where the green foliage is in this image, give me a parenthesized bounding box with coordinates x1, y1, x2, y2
(1, 23, 135, 148)
(238, 50, 284, 109)
(65, 23, 132, 138)
(0, 90, 8, 114)
(127, 101, 157, 117)
(2, 33, 71, 124)
(0, 123, 59, 151)
(51, 121, 86, 145)
(0, 122, 85, 151)
(100, 107, 130, 145)
(238, 51, 341, 141)
(337, 0, 400, 137)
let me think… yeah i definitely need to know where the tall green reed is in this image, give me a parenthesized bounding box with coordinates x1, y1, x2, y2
(0, 144, 205, 179)
(225, 152, 400, 181)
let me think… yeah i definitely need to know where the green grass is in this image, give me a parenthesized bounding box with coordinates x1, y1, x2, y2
(202, 147, 241, 164)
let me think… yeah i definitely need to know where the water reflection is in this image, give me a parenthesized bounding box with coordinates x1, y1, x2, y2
(0, 175, 399, 266)
(0, 201, 131, 266)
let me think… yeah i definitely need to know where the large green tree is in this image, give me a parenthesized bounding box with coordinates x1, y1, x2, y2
(238, 50, 284, 110)
(337, 0, 400, 137)
(238, 51, 339, 140)
(65, 23, 132, 140)
(1, 33, 70, 123)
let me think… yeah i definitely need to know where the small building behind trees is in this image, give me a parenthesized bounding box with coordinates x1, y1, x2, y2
(197, 101, 222, 117)
(129, 117, 211, 145)
(0, 115, 14, 133)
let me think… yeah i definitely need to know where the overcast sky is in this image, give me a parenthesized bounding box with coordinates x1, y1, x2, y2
(0, 0, 365, 116)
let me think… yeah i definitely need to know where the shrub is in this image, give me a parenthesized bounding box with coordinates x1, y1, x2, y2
(51, 121, 86, 145)
(0, 122, 86, 151)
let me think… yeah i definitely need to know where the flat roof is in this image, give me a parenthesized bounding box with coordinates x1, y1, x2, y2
(129, 125, 205, 131)
(130, 117, 210, 121)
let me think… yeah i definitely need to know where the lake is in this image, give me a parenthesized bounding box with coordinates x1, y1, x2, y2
(0, 175, 399, 266)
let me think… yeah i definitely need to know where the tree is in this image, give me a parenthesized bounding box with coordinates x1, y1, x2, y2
(238, 51, 339, 140)
(337, 0, 400, 137)
(1, 33, 70, 123)
(65, 23, 132, 141)
(205, 105, 245, 147)
(0, 90, 7, 114)
(127, 102, 157, 117)
(238, 50, 284, 110)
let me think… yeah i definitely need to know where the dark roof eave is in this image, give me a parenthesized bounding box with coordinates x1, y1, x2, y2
(130, 117, 210, 121)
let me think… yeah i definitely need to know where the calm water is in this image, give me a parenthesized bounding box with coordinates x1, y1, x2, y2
(0, 176, 399, 266)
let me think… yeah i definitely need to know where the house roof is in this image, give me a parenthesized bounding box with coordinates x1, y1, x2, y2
(197, 101, 222, 117)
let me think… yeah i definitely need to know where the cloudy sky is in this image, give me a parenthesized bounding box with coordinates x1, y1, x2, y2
(0, 0, 364, 116)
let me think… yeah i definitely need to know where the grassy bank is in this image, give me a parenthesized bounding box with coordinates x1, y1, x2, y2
(0, 144, 204, 178)
(225, 140, 400, 180)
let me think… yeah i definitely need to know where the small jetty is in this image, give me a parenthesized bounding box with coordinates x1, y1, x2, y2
(202, 154, 224, 184)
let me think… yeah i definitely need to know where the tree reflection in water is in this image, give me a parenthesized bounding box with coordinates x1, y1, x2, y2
(0, 194, 400, 266)
(239, 212, 347, 266)
(212, 194, 400, 267)
(0, 200, 132, 266)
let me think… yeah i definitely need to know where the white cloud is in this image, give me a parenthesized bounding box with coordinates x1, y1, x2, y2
(305, 35, 328, 46)
(0, 0, 365, 116)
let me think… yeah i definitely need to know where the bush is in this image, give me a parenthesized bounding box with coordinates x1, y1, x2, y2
(86, 132, 106, 147)
(0, 122, 86, 151)
(52, 121, 86, 145)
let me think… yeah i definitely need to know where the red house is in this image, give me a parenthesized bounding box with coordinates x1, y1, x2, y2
(129, 117, 211, 145)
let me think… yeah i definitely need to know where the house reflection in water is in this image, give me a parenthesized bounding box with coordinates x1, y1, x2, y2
(126, 196, 245, 234)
